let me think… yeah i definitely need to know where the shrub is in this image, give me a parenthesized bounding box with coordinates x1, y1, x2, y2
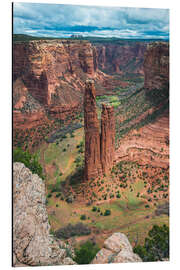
(80, 214, 86, 220)
(66, 195, 74, 203)
(116, 193, 121, 198)
(133, 224, 169, 261)
(104, 209, 111, 216)
(74, 241, 100, 264)
(13, 147, 44, 179)
(55, 223, 91, 239)
(137, 192, 140, 197)
(92, 206, 97, 212)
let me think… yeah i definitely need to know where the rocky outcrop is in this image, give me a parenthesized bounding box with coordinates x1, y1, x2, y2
(101, 104, 115, 174)
(84, 80, 115, 180)
(95, 42, 146, 75)
(84, 80, 102, 180)
(13, 162, 76, 266)
(92, 232, 142, 264)
(144, 42, 169, 90)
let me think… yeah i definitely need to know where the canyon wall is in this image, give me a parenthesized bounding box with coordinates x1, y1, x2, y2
(115, 42, 169, 168)
(13, 162, 76, 266)
(84, 80, 115, 180)
(13, 39, 124, 148)
(94, 42, 146, 75)
(144, 42, 169, 90)
(13, 39, 153, 151)
(13, 40, 96, 115)
(13, 40, 147, 122)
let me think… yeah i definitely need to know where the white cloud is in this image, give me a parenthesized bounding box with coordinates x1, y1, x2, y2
(13, 3, 169, 39)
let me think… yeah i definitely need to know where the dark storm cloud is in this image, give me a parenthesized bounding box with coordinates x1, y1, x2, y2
(13, 3, 169, 39)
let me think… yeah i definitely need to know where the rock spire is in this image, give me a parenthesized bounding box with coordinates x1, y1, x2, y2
(84, 80, 115, 180)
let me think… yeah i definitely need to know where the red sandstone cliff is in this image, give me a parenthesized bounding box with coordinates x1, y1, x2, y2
(84, 80, 115, 180)
(94, 42, 146, 75)
(13, 40, 121, 126)
(144, 42, 169, 90)
(13, 40, 95, 111)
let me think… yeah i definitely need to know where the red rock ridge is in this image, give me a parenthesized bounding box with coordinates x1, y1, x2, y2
(84, 80, 115, 180)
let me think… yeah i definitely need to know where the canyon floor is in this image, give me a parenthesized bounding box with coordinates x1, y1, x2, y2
(34, 75, 169, 249)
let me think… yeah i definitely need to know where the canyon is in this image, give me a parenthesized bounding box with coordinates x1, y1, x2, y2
(13, 39, 145, 150)
(13, 37, 169, 266)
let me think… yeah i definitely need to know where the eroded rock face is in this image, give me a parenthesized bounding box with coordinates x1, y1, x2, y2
(84, 80, 102, 180)
(13, 39, 123, 149)
(101, 104, 115, 174)
(84, 80, 115, 180)
(92, 232, 142, 264)
(95, 43, 146, 75)
(13, 40, 94, 112)
(144, 42, 169, 90)
(13, 162, 76, 266)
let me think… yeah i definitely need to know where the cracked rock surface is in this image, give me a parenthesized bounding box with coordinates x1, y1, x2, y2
(92, 232, 142, 264)
(13, 162, 76, 266)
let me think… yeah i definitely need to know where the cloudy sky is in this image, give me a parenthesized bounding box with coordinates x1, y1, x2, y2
(13, 2, 169, 39)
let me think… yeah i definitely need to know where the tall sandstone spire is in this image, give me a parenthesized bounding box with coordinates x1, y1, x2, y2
(101, 104, 115, 174)
(84, 80, 115, 180)
(84, 80, 102, 180)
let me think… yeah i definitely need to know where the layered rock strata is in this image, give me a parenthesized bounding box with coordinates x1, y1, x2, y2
(13, 162, 76, 266)
(95, 42, 146, 75)
(84, 80, 115, 180)
(116, 42, 169, 168)
(144, 42, 169, 90)
(92, 232, 142, 264)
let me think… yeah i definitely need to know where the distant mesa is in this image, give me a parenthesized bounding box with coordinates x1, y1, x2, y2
(71, 34, 84, 38)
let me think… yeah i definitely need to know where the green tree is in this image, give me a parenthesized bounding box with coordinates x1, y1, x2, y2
(104, 209, 111, 216)
(13, 147, 44, 179)
(74, 241, 100, 264)
(133, 224, 169, 261)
